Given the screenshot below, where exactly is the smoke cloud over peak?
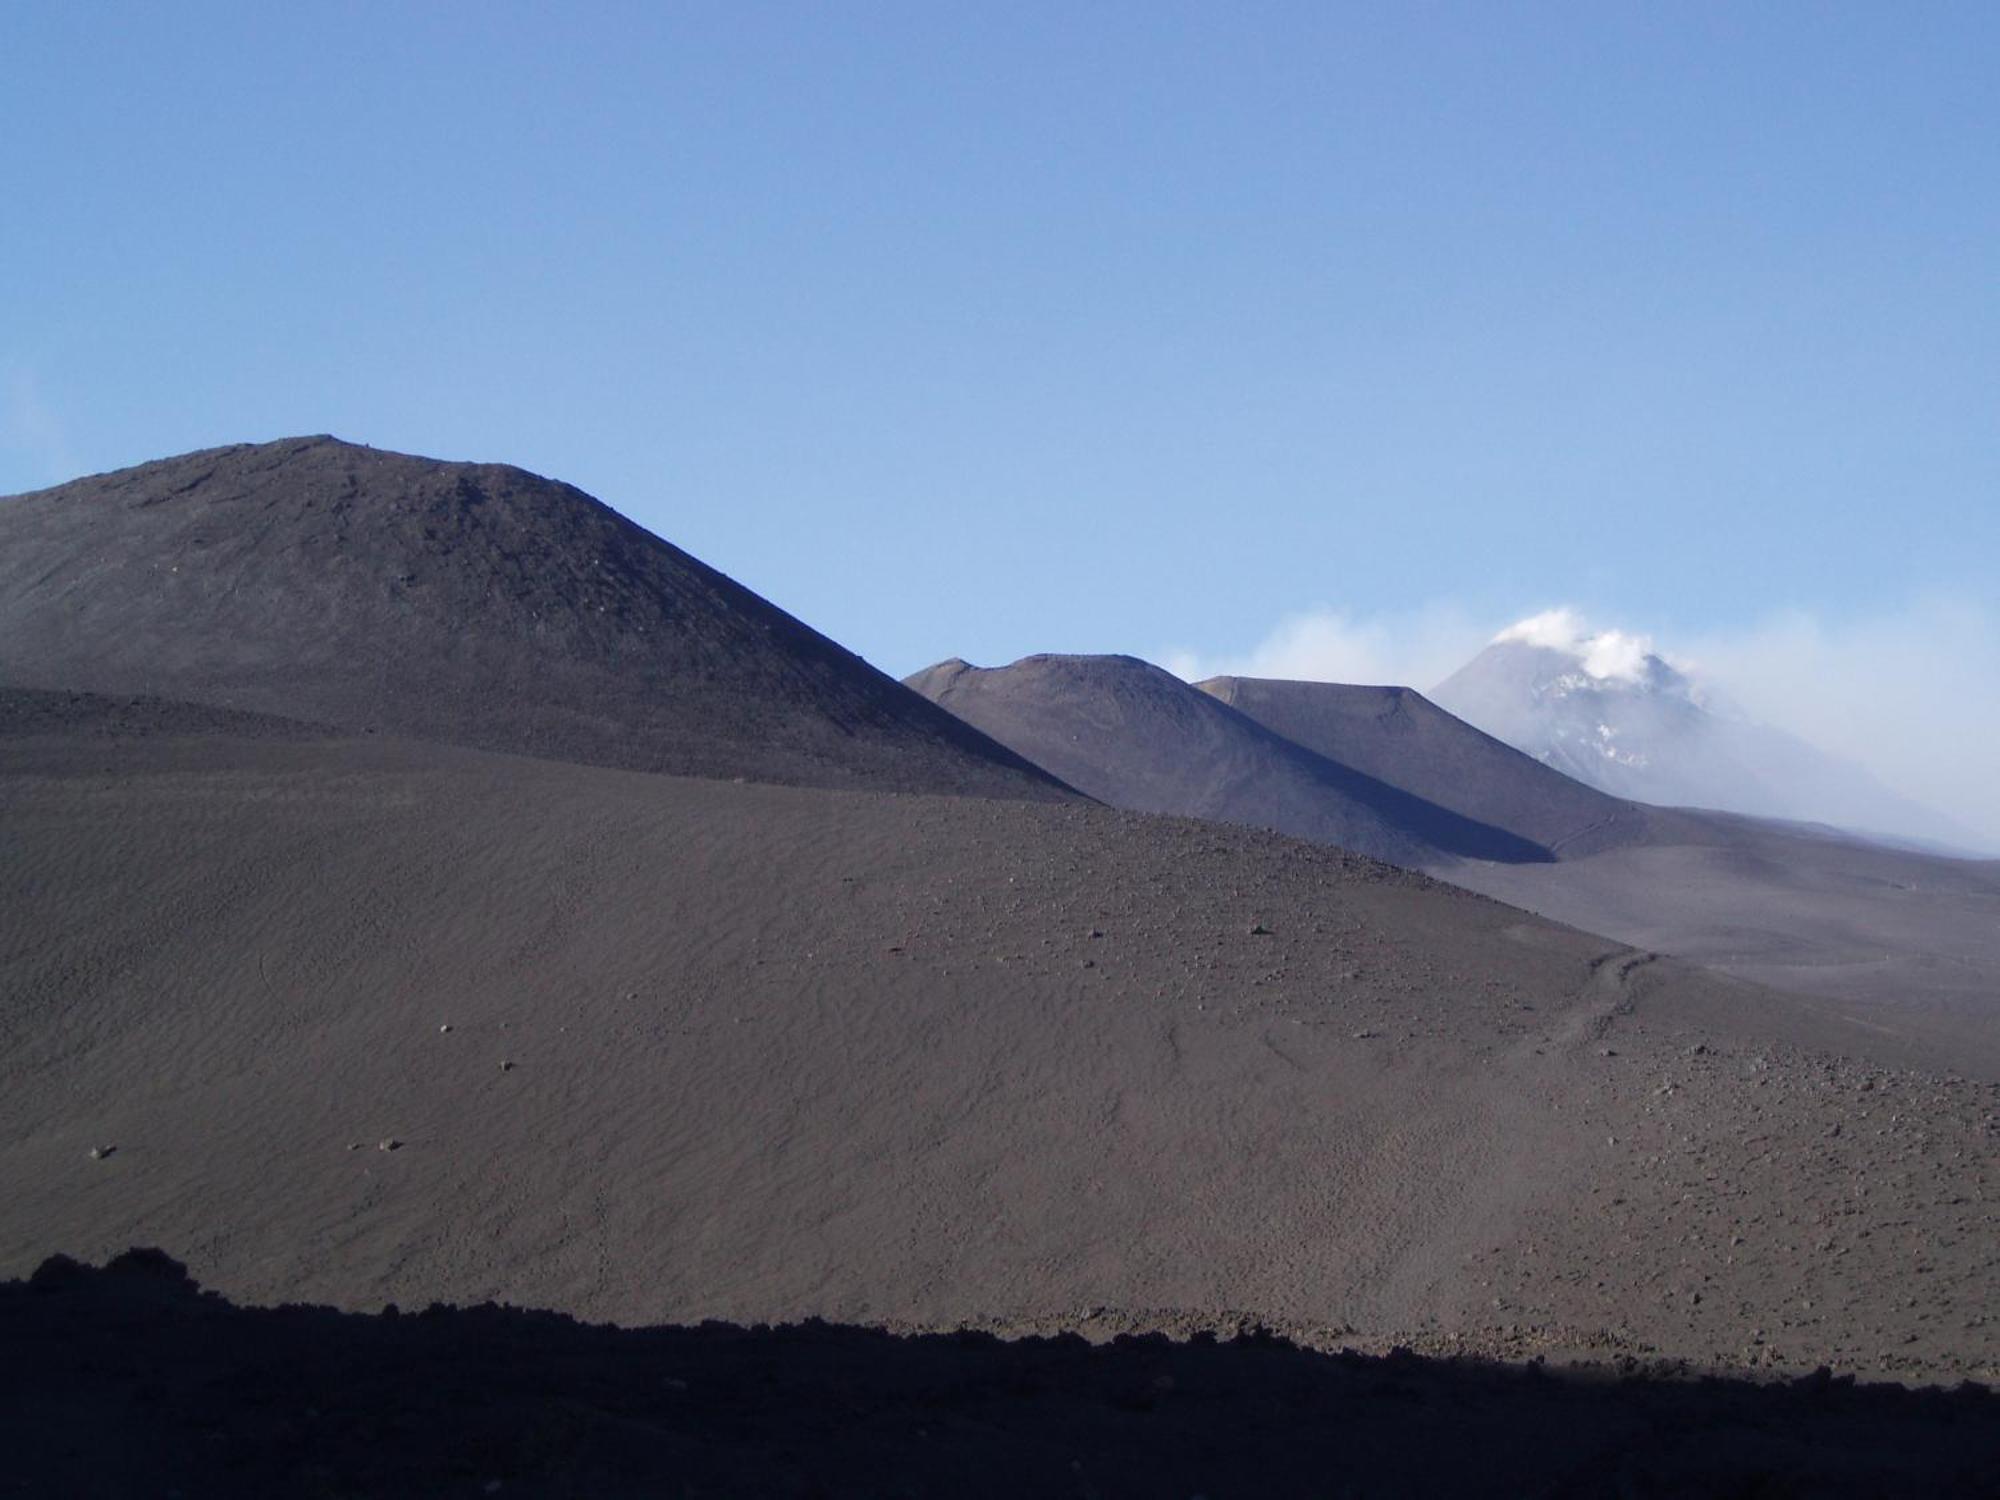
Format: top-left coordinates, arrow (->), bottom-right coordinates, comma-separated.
1491,607 -> 1592,652
1493,608 -> 1663,685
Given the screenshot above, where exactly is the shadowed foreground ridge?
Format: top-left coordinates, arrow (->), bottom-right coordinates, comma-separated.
9,1251 -> 1997,1500
0,437 -> 1071,798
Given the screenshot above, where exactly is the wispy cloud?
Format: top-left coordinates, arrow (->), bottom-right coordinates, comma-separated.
1678,597 -> 2000,849
1165,597 -> 2000,850
1162,602 -> 1490,693
1,365 -> 77,488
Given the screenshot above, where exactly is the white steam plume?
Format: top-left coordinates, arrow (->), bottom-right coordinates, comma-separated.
1492,607 -> 1662,684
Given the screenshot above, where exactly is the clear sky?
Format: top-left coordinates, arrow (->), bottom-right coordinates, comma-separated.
4,5 -> 1995,713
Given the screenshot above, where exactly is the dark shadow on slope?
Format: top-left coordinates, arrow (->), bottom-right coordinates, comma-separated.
910,655 -> 1554,866
1256,723 -> 1559,864
9,1251 -> 1997,1499
1196,676 -> 1666,860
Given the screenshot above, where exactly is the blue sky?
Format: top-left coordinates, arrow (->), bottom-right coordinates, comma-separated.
4,4 -> 1995,705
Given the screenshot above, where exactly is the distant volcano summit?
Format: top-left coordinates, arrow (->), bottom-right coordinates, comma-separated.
1433,609 -> 1966,848
1433,611 -> 1712,794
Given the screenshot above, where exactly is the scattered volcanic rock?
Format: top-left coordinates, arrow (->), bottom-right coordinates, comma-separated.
906,654 -> 1550,866
0,437 -> 1072,799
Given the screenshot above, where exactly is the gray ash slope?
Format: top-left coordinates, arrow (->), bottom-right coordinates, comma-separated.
1197,675 -> 1678,858
0,437 -> 1071,798
1450,812 -> 2000,1051
4,698 -> 1996,1388
906,654 -> 1548,866
906,657 -> 1998,1026
1197,676 -> 2000,1027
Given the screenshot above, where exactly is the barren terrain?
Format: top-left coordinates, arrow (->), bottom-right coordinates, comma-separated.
5,694 -> 1994,1390
5,441 -> 1997,1494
